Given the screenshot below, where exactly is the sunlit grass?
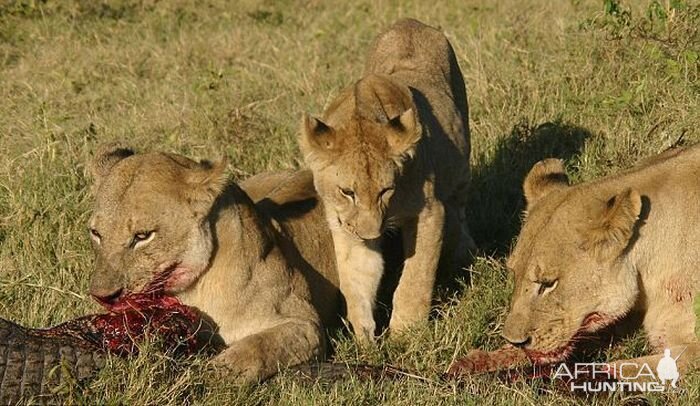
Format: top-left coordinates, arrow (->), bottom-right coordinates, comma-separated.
0,0 -> 698,403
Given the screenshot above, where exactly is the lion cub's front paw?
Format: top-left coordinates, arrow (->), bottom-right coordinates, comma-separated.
388,306 -> 427,333
354,328 -> 377,346
346,314 -> 377,344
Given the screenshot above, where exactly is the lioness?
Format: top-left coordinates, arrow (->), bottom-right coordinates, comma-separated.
88,145 -> 340,381
502,144 -> 699,374
299,19 -> 473,340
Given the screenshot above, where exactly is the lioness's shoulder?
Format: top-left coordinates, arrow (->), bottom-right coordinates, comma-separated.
241,170 -> 316,205
240,170 -> 321,222
632,143 -> 699,171
599,143 -> 700,187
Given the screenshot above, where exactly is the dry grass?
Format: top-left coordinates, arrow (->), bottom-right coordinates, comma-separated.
0,0 -> 699,404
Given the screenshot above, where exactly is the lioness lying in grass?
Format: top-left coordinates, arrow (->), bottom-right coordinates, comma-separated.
87,145 -> 340,382
456,145 -> 700,378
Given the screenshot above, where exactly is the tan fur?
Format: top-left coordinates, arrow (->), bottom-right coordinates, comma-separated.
502,144 -> 700,372
88,146 -> 340,382
298,19 -> 473,340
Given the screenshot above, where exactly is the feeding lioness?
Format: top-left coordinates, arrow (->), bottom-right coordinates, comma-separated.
502,144 -> 699,374
299,19 -> 473,340
87,145 -> 341,381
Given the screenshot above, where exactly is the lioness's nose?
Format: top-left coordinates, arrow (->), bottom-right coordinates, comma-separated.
502,315 -> 531,347
502,332 -> 531,347
91,287 -> 124,306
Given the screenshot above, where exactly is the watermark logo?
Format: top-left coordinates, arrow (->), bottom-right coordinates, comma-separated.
541,347 -> 685,393
657,348 -> 680,388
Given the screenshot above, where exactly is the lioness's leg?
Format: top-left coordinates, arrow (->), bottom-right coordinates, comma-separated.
389,200 -> 445,331
214,319 -> 324,382
333,230 -> 383,342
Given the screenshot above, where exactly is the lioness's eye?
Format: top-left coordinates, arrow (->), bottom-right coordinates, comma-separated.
339,187 -> 355,201
537,279 -> 558,295
131,230 -> 155,249
89,228 -> 101,243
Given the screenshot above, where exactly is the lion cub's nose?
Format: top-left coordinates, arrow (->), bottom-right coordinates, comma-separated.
91,287 -> 124,306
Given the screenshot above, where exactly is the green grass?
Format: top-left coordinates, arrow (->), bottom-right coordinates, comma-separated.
1,0 -> 699,404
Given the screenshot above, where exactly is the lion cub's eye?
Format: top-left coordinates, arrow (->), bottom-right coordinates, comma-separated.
131,230 -> 155,249
339,187 -> 355,201
537,279 -> 558,296
379,187 -> 395,201
89,228 -> 101,244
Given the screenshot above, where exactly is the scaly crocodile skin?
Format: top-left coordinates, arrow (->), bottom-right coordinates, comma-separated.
0,318 -> 105,404
0,288 -> 201,403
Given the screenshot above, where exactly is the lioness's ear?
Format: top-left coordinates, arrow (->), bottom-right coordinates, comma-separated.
581,188 -> 642,261
299,113 -> 337,163
386,108 -> 421,160
523,159 -> 569,206
90,143 -> 135,183
186,157 -> 229,203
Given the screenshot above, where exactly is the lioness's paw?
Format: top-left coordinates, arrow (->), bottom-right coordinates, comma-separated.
211,348 -> 268,383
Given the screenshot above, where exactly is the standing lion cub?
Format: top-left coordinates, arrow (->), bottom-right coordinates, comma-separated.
88,145 -> 341,381
299,19 -> 473,340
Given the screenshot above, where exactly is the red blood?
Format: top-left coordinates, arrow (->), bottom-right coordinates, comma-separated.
447,346 -> 531,377
31,269 -> 202,357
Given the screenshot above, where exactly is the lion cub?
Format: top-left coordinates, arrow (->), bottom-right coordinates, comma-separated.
299,19 -> 473,340
88,145 -> 340,381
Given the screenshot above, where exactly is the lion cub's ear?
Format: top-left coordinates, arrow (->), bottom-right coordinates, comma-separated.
185,157 -> 229,205
523,159 -> 569,207
90,143 -> 136,186
386,108 -> 421,161
299,113 -> 337,164
581,188 -> 642,261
